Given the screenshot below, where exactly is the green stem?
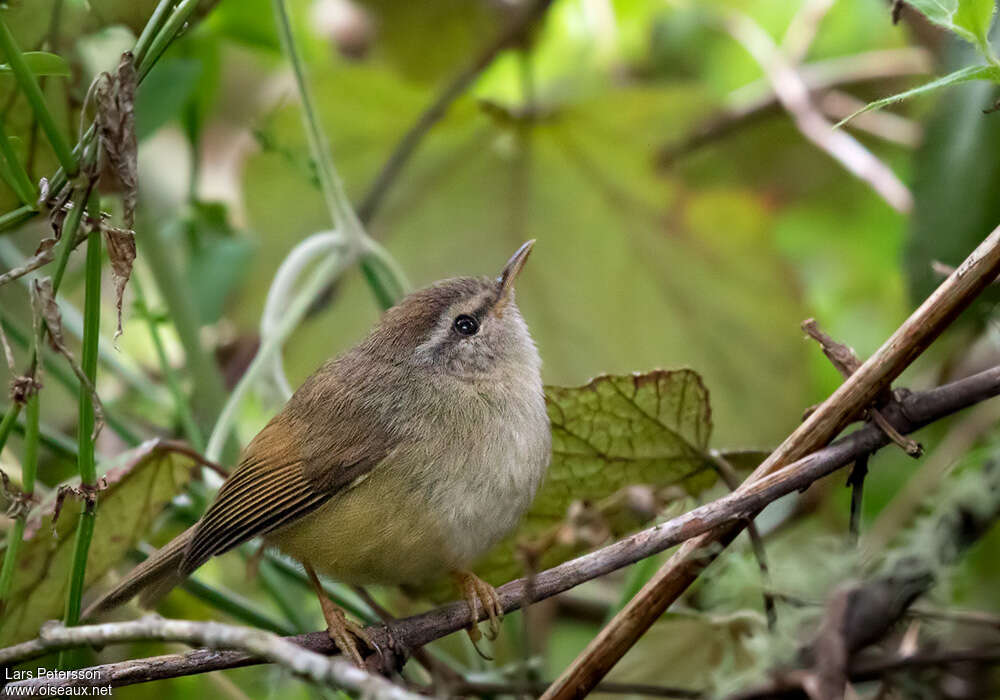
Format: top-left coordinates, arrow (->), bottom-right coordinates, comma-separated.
138,0 -> 201,82
0,204 -> 35,232
0,18 -> 76,176
62,211 -> 101,633
0,401 -> 20,456
0,118 -> 37,207
132,275 -> 204,449
0,390 -> 39,607
132,0 -> 177,68
270,0 -> 405,311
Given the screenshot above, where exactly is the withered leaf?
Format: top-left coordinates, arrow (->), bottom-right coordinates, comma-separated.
0,440 -> 196,644
95,52 -> 138,228
103,225 -> 136,340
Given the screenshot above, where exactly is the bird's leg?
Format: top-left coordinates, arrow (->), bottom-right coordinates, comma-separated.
304,563 -> 374,667
452,570 -> 504,646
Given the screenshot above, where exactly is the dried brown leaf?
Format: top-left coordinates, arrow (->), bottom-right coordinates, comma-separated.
95,52 -> 138,228
102,225 -> 135,340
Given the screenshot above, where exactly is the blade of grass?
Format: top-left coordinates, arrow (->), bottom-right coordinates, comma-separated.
0,18 -> 76,176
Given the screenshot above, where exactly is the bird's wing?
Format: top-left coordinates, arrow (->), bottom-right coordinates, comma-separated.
180,366 -> 395,575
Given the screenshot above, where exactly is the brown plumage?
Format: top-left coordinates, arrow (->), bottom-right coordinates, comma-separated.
83,241 -> 551,664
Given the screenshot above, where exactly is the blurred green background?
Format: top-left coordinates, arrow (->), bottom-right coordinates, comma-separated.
2,0 -> 1000,697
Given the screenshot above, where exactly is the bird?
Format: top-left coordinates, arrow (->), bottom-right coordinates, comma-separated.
83,240 -> 552,666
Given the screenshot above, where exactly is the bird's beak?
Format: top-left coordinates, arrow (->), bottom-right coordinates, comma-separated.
493,239 -> 535,316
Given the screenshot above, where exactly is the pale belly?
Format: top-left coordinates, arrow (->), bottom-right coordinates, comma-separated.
265,441 -> 547,585
265,472 -> 456,584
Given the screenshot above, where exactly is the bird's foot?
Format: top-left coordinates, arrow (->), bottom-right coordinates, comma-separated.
305,563 -> 375,667
321,603 -> 376,668
453,570 -> 503,655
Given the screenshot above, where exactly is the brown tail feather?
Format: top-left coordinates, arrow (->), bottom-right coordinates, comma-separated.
82,526 -> 196,620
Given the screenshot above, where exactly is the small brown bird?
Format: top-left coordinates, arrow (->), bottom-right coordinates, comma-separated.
84,241 -> 551,665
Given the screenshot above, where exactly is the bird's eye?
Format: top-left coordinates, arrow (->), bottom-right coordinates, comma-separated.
453,314 -> 479,336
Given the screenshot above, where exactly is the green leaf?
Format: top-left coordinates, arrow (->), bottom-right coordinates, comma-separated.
905,0 -> 997,46
907,0 -> 960,26
419,370 -> 717,599
0,51 -> 70,78
953,0 -> 998,48
835,64 -> 1000,126
0,441 -> 195,645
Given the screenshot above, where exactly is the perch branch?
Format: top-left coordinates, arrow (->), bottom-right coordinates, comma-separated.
0,617 -> 419,699
538,224 -> 1000,700
4,365 -> 999,690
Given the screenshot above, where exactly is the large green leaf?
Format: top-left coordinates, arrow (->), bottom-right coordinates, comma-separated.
242,64 -> 810,448
418,369 -> 716,598
0,441 -> 195,645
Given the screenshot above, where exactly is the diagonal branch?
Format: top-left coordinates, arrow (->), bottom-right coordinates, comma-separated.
4,365 -> 999,690
537,224 -> 1000,700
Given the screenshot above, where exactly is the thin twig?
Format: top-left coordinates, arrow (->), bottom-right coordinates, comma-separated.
6,366 -> 1000,690
802,318 -> 922,457
0,617 -> 420,699
538,227 -> 1000,700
